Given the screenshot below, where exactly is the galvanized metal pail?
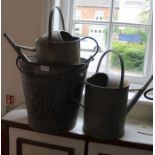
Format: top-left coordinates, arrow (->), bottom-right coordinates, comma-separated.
84,50 -> 129,140
16,56 -> 89,133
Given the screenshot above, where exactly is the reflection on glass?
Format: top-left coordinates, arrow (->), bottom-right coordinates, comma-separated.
73,0 -> 112,21
73,24 -> 109,51
113,0 -> 152,24
110,26 -> 148,76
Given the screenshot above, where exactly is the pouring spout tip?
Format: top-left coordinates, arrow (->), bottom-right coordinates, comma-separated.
3,33 -> 7,37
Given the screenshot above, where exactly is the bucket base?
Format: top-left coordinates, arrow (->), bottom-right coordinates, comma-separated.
28,117 -> 77,134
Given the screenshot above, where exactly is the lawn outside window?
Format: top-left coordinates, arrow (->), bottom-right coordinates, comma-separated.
49,0 -> 153,86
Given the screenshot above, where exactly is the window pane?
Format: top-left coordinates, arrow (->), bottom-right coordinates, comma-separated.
73,0 -> 112,21
113,0 -> 152,24
110,26 -> 149,76
73,24 -> 109,51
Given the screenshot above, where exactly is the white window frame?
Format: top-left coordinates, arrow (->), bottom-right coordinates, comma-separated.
48,0 -> 153,85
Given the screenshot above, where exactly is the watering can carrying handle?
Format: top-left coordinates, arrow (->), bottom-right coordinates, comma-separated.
48,6 -> 66,42
96,50 -> 125,89
144,88 -> 153,100
48,6 -> 99,61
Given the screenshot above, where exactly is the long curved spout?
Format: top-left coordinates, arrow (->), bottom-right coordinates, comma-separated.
3,33 -> 25,59
126,75 -> 153,114
3,33 -> 36,62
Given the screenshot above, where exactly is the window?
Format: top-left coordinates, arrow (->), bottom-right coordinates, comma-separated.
95,11 -> 104,20
74,24 -> 82,36
88,25 -> 106,50
51,0 -> 153,84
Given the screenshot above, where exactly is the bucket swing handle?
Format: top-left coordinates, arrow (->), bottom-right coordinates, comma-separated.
96,50 -> 125,89
80,37 -> 99,63
48,6 -> 66,43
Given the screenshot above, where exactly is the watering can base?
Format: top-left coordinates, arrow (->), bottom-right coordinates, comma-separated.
83,126 -> 125,140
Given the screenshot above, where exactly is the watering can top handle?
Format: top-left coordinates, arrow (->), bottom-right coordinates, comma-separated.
48,6 -> 66,42
96,50 -> 125,89
80,36 -> 99,63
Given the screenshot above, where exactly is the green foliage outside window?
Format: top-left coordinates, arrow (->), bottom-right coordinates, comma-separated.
111,42 -> 145,73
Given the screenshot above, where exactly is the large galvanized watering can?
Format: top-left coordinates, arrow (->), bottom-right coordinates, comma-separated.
4,6 -> 98,65
84,50 -> 153,140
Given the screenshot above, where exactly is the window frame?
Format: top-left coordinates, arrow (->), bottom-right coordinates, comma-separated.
49,0 -> 153,85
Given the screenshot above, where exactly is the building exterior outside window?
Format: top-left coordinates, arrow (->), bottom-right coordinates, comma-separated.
51,0 -> 152,84
70,0 -> 152,84
95,11 -> 104,20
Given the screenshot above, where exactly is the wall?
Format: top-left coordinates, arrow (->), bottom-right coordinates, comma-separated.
1,0 -> 50,115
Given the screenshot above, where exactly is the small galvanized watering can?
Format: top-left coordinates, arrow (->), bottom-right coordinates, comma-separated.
4,6 -> 92,65
84,50 -> 153,140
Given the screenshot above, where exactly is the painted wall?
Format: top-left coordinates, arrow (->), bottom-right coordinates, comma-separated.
1,0 -> 49,115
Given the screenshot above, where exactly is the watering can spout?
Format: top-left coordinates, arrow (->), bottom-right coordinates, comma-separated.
3,33 -> 36,52
126,75 -> 153,114
3,33 -> 36,62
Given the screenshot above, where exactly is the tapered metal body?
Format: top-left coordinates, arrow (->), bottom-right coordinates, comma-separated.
17,56 -> 89,133
84,50 -> 152,140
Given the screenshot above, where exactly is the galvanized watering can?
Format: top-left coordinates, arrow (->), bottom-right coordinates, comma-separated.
4,6 -> 96,65
84,50 -> 153,140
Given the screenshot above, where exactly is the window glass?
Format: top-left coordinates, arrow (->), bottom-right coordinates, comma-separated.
113,0 -> 152,24
110,26 -> 149,76
73,0 -> 112,21
95,11 -> 104,20
73,24 -> 109,51
70,0 -> 152,83
74,24 -> 82,36
75,10 -> 81,20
